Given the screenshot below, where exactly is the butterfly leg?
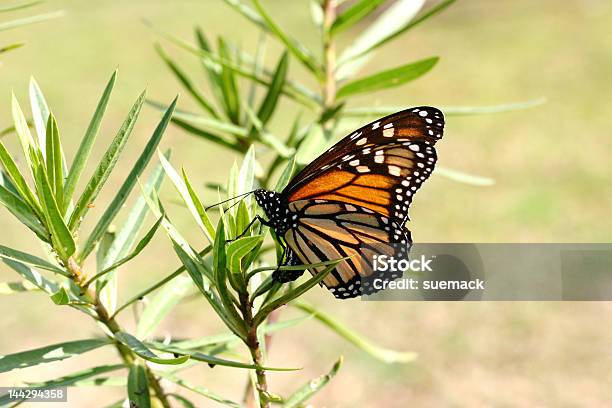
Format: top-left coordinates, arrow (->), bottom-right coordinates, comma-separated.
226,215 -> 271,243
272,246 -> 305,283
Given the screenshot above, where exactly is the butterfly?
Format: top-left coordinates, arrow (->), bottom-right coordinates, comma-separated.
252,107 -> 444,299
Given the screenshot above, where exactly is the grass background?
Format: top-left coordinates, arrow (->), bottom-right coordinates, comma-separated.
1,0 -> 611,406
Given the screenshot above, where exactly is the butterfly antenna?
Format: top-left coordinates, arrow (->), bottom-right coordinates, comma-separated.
205,190 -> 255,211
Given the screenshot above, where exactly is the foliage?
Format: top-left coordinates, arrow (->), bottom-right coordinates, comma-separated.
0,1 -> 542,407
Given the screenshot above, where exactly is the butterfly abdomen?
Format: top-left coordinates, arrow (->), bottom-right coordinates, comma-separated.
253,189 -> 296,235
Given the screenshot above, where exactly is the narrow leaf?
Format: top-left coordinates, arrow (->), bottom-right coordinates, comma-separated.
0,280 -> 39,294
293,301 -> 417,363
0,141 -> 43,216
45,114 -> 64,210
115,332 -> 189,365
69,90 -> 146,232
0,10 -> 64,33
79,96 -> 177,260
434,166 -> 495,186
2,259 -> 58,295
64,70 -> 118,205
254,51 -> 288,128
28,77 -> 50,152
0,184 -> 48,240
84,217 -> 163,287
0,338 -> 111,373
330,0 -> 386,35
227,236 -> 263,275
337,57 -> 439,99
155,43 -> 218,118
128,364 -> 151,408
50,286 -> 70,305
158,151 -> 213,243
0,244 -> 64,274
283,357 -> 343,407
135,274 -> 192,340
34,166 -> 75,260
160,373 -> 241,408
252,0 -> 322,76
340,0 -> 455,70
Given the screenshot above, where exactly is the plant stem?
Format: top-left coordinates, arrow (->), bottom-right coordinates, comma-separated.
239,291 -> 269,408
321,0 -> 338,134
64,256 -> 172,408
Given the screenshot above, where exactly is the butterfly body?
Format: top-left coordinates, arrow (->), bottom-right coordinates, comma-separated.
253,107 -> 445,299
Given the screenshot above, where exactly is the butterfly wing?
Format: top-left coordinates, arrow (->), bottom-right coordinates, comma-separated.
283,199 -> 411,299
283,107 -> 444,222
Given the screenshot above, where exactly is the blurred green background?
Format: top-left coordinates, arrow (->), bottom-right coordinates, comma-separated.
1,0 -> 611,406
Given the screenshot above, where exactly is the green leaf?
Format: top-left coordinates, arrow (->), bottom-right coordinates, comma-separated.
440,98 -> 548,115
69,90 -> 146,232
253,51 -> 288,130
34,165 -> 75,260
220,0 -> 267,30
337,57 -> 439,99
28,77 -> 51,152
78,96 -> 177,260
0,244 -> 64,274
151,344 -> 296,371
293,301 -> 417,363
112,246 -> 212,319
142,190 -> 244,336
50,286 -> 70,305
0,42 -> 24,54
274,157 -> 297,191
16,365 -> 125,397
237,145 -> 256,196
253,261 -> 340,326
330,0 -> 386,36
171,117 -> 242,153
342,98 -> 547,117
84,217 -> 164,287
97,155 -> 168,314
213,220 -> 247,330
160,373 -> 241,408
155,43 -> 218,118
337,0 -> 454,78
283,357 -> 343,407
2,259 -> 58,295
115,332 -> 189,365
434,166 -> 495,186
0,338 -> 111,373
0,140 -> 43,217
136,274 -> 192,340
45,114 -> 64,210
0,1 -> 43,13
11,93 -> 41,175
128,364 -> 151,408
0,280 -> 39,294
217,38 -> 241,123
251,0 -> 322,76
183,168 -> 217,241
64,70 -> 117,206
154,25 -> 318,108
243,104 -> 294,158
0,10 -> 63,32
0,185 -> 48,240
158,151 -> 214,243
227,236 -> 263,275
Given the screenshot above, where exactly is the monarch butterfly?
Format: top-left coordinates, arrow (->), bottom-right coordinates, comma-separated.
252,107 -> 444,299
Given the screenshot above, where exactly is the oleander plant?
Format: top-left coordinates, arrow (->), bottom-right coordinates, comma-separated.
0,1 -> 540,406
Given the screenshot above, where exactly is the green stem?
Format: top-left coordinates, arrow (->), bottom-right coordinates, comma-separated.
321,0 -> 338,137
239,291 -> 269,408
64,256 -> 172,408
